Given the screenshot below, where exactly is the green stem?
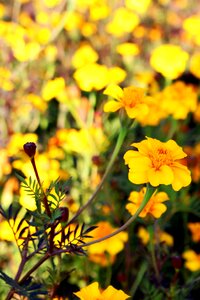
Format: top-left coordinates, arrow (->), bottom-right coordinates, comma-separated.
149,225 -> 160,282
80,185 -> 155,247
130,261 -> 148,297
67,125 -> 128,225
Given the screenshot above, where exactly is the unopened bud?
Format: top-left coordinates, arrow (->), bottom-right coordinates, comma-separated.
59,207 -> 69,223
171,255 -> 182,270
23,142 -> 37,158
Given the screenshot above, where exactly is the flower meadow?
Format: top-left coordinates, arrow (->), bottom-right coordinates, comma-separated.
0,0 -> 200,299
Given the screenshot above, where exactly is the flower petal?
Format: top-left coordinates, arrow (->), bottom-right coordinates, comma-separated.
150,203 -> 167,218
166,139 -> 187,159
103,100 -> 123,112
103,84 -> 124,100
74,282 -> 101,300
147,165 -> 174,187
171,162 -> 191,191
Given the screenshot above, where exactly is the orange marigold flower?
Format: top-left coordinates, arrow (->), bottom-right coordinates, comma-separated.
74,282 -> 130,300
126,187 -> 169,218
124,137 -> 191,191
188,223 -> 200,242
103,84 -> 149,119
182,250 -> 200,272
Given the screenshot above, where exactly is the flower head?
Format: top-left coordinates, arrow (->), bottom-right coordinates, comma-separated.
150,44 -> 189,79
188,223 -> 200,242
103,84 -> 149,119
126,187 -> 169,218
124,137 -> 191,191
182,250 -> 200,272
74,282 -> 130,300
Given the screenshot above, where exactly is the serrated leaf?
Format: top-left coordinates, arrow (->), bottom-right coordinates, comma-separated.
83,225 -> 98,235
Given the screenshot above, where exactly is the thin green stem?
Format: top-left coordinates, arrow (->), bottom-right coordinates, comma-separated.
80,185 -> 155,248
149,225 -> 160,283
67,125 -> 128,225
130,261 -> 148,297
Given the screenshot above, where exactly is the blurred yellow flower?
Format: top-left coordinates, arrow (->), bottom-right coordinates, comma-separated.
56,127 -> 108,157
106,7 -> 140,37
0,67 -> 14,91
183,15 -> 200,45
188,223 -> 200,242
0,149 -> 12,179
64,11 -> 83,32
87,221 -> 128,256
43,0 -> 62,7
150,44 -> 189,79
137,226 -> 174,246
183,250 -> 200,272
124,137 -> 191,191
103,84 -> 149,119
190,52 -> 200,78
74,282 -> 130,300
74,64 -> 126,92
13,41 -> 41,62
19,185 -> 37,211
6,133 -> 38,157
116,43 -> 140,56
160,81 -> 197,119
125,0 -> 152,14
72,44 -> 99,69
89,3 -> 110,20
126,188 -> 169,218
42,77 -> 66,101
25,93 -> 47,112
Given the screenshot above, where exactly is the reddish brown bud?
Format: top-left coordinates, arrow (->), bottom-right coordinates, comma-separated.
171,255 -> 182,269
23,142 -> 37,158
59,207 -> 69,223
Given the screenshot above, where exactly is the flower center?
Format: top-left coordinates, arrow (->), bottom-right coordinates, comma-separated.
121,87 -> 144,107
149,147 -> 173,170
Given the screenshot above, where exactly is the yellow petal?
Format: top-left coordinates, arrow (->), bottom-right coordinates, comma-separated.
147,165 -> 174,187
74,282 -> 101,300
166,139 -> 187,160
101,285 -> 130,300
103,84 -> 124,100
103,100 -> 123,112
123,150 -> 141,165
171,163 -> 191,191
150,203 -> 167,218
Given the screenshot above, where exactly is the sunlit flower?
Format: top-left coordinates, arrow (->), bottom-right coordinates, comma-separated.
188,223 -> 200,242
182,250 -> 200,272
124,137 -> 191,191
183,15 -> 200,45
72,44 -> 99,69
150,44 -> 189,79
137,226 -> 173,246
116,43 -> 140,56
89,3 -> 110,20
189,52 -> 200,78
41,77 -> 66,101
74,282 -> 130,300
125,0 -> 152,14
74,64 -> 126,92
160,81 -> 197,119
103,84 -> 149,119
126,188 -> 169,218
106,7 -> 140,37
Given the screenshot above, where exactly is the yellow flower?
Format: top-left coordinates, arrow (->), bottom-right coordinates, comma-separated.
125,0 -> 152,14
72,44 -> 99,69
41,77 -> 66,101
87,221 -> 128,257
0,67 -> 14,91
182,250 -> 200,272
188,223 -> 200,242
160,81 -> 197,120
74,282 -> 130,300
183,15 -> 200,45
124,137 -> 191,191
116,43 -> 140,56
150,44 -> 189,79
106,7 -> 139,37
190,52 -> 200,78
137,226 -> 174,246
126,188 -> 169,218
103,84 -> 149,119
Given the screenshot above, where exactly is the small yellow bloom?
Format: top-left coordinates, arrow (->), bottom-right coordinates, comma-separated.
124,137 -> 191,191
183,15 -> 200,45
72,44 -> 99,69
183,250 -> 200,272
125,0 -> 152,14
188,223 -> 200,242
137,226 -> 174,246
74,282 -> 130,300
126,188 -> 169,218
103,84 -> 149,119
42,77 -> 66,101
116,43 -> 140,56
150,44 -> 189,79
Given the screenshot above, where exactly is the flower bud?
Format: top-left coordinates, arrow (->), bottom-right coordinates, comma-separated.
23,142 -> 37,158
59,207 -> 69,223
171,255 -> 182,270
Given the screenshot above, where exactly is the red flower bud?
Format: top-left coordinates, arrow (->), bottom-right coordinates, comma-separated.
171,255 -> 182,269
23,142 -> 37,158
59,207 -> 69,223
